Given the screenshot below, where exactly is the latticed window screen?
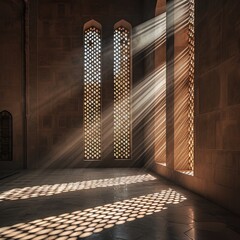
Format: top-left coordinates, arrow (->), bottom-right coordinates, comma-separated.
113,26 -> 131,159
84,26 -> 101,160
0,111 -> 12,161
188,0 -> 195,170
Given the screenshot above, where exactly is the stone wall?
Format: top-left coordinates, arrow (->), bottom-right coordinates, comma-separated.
0,0 -> 24,169
151,0 -> 240,215
195,0 -> 240,214
27,0 -> 145,168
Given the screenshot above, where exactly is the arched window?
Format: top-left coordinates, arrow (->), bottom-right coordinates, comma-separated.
83,20 -> 102,160
0,111 -> 13,161
113,20 -> 132,160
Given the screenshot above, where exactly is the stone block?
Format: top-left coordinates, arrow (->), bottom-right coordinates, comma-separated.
81,0 -> 110,15
70,115 -> 82,128
71,23 -> 82,37
38,2 -> 56,20
222,1 -> 240,59
212,150 -> 238,170
53,134 -> 63,145
227,67 -> 240,105
38,21 -> 55,37
39,134 -> 50,147
71,54 -> 82,65
38,51 -> 69,66
222,120 -> 240,150
0,42 -> 21,67
54,20 -> 73,36
38,83 -> 55,104
62,38 -> 72,50
194,149 -> 213,180
55,67 -> 82,83
57,3 -> 66,18
72,37 -> 82,49
197,113 -> 220,149
109,0 -> 141,15
234,152 -> 240,175
199,70 -> 221,113
0,68 -> 21,86
214,167 -> 237,189
58,116 -> 67,128
195,0 -> 224,25
38,67 -> 54,82
197,13 -> 222,74
56,98 -> 78,113
227,105 -> 240,120
38,38 -> 62,50
42,115 -> 53,129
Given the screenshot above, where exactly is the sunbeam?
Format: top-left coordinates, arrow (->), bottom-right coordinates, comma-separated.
40,63 -> 166,168
31,0 -> 194,171
133,0 -> 190,57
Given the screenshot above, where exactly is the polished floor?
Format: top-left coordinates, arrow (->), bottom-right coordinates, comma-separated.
0,169 -> 239,240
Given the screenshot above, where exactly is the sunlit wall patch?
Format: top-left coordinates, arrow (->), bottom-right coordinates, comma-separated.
83,20 -> 102,160
113,20 -> 132,160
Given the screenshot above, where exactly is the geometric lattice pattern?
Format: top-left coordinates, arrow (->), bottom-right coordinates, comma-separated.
0,174 -> 156,201
113,26 -> 131,159
84,26 -> 101,160
188,0 -> 195,171
0,189 -> 186,239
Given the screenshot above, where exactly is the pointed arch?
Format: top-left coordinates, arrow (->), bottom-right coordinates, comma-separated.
83,19 -> 102,32
113,20 -> 132,160
83,20 -> 102,160
0,110 -> 13,161
114,19 -> 132,31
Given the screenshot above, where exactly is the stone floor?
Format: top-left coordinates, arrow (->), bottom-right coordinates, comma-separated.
0,169 -> 240,240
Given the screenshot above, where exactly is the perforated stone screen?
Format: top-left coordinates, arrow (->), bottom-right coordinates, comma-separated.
113,26 -> 131,160
188,0 -> 195,170
84,27 -> 101,160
